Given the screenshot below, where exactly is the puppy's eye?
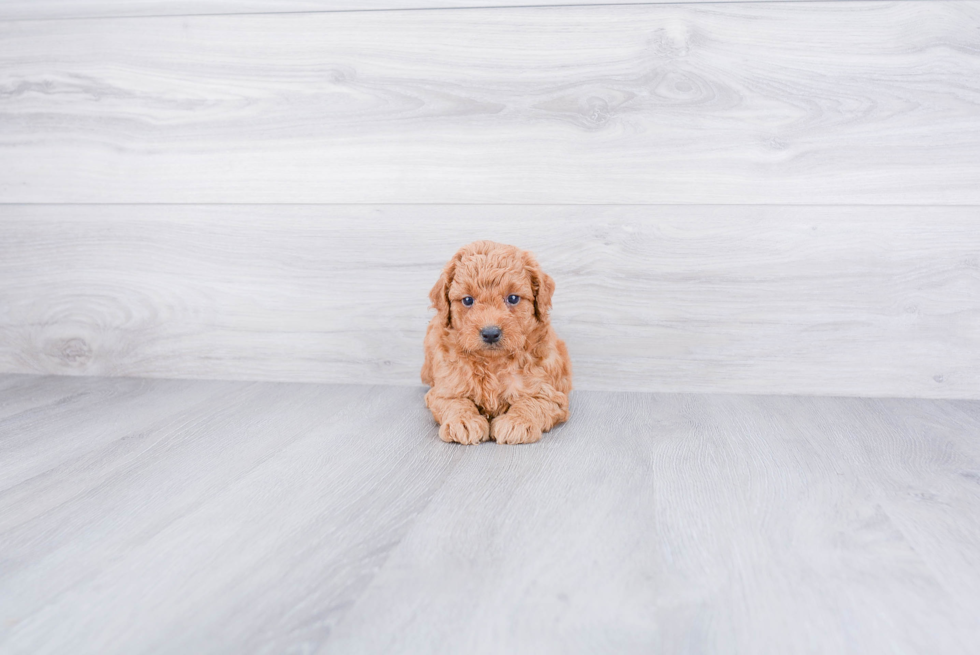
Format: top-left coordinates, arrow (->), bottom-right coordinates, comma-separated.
506,294 -> 520,305
461,296 -> 474,307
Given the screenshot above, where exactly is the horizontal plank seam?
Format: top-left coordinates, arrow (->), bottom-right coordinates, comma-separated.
3,202 -> 979,209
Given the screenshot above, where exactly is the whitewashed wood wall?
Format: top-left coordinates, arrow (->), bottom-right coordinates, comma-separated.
1,1 -> 979,398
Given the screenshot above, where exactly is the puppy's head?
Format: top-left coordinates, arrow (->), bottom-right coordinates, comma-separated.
429,241 -> 555,356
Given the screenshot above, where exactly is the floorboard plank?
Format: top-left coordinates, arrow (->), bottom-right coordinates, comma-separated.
2,2 -> 978,203
832,397 -> 980,610
0,376 -> 245,493
0,374 -> 95,421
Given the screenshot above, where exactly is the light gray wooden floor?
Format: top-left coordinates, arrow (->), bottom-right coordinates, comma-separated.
2,374 -> 979,654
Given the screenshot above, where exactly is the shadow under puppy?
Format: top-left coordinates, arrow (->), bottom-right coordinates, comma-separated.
422,241 -> 572,444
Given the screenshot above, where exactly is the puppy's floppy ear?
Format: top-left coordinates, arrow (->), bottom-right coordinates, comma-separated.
523,250 -> 555,322
429,251 -> 462,328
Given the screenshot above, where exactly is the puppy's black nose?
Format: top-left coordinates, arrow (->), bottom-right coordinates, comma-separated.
481,326 -> 502,344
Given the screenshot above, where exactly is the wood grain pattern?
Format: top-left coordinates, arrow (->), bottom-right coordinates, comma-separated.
2,2 -> 979,204
0,0 -> 891,22
2,374 -> 979,653
0,376 -> 464,653
330,390 -> 980,654
0,374 -> 83,420
837,397 -> 980,611
2,204 -> 978,398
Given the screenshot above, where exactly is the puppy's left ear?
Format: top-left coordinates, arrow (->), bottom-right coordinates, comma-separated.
523,251 -> 555,322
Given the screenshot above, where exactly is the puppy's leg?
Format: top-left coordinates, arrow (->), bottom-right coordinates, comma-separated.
425,391 -> 490,445
491,394 -> 568,445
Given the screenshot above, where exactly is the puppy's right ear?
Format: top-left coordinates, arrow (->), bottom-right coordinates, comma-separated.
429,252 -> 460,328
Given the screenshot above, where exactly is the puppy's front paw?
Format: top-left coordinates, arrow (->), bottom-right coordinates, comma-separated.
439,414 -> 490,445
490,413 -> 543,445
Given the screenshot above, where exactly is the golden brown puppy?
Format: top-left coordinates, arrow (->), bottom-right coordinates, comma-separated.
422,241 -> 572,445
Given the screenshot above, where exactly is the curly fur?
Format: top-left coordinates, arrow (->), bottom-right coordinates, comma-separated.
422,241 -> 572,444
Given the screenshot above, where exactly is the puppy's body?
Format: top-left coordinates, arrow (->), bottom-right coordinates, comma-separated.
422,241 -> 571,444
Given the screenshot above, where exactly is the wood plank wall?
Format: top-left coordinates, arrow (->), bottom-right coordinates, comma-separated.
3,3 -> 980,204
1,1 -> 979,398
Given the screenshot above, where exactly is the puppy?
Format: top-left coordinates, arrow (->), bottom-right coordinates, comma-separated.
421,241 -> 572,445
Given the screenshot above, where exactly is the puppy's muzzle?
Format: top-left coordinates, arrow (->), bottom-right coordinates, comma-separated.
481,325 -> 502,345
